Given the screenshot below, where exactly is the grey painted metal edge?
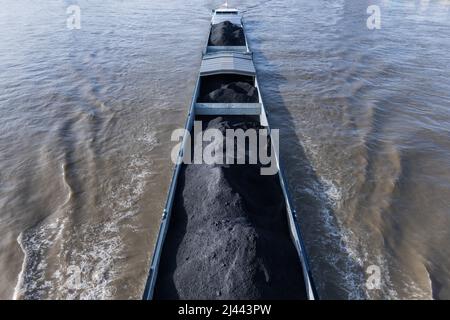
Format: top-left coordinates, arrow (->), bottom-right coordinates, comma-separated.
195,102 -> 261,115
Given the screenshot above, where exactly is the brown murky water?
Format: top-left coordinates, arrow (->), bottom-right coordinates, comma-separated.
1,0 -> 449,299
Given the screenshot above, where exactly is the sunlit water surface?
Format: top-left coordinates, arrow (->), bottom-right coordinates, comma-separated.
0,0 -> 449,299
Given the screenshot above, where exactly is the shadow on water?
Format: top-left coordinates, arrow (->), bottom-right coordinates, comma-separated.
246,20 -> 368,298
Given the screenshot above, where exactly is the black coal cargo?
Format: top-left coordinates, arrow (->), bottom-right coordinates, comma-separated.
153,117 -> 308,300
198,75 -> 259,103
208,21 -> 246,46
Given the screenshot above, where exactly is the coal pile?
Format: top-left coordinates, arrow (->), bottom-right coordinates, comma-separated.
201,82 -> 258,103
154,117 -> 307,300
208,21 -> 245,46
198,75 -> 259,103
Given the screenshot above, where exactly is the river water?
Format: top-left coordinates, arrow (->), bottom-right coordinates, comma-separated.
0,0 -> 449,299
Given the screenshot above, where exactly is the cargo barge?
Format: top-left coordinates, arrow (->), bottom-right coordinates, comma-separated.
143,5 -> 317,300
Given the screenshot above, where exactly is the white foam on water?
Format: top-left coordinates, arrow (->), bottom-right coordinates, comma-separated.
309,158 -> 429,299
13,216 -> 68,299
317,173 -> 403,299
13,233 -> 27,300
297,127 -> 428,299
320,177 -> 342,205
295,136 -> 366,299
294,178 -> 366,298
13,132 -> 158,299
138,132 -> 158,146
